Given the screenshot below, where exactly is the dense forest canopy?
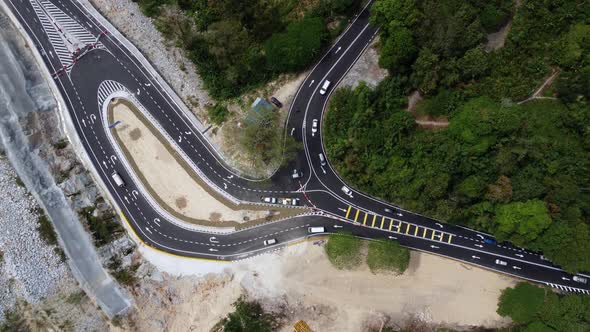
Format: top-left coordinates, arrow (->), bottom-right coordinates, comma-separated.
324,0 -> 590,272
133,0 -> 361,99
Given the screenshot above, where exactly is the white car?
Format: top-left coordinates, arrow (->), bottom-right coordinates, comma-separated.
341,186 -> 353,198
311,119 -> 318,136
263,238 -> 277,246
495,259 -> 508,266
262,197 -> 277,204
573,276 -> 588,284
319,80 -> 331,95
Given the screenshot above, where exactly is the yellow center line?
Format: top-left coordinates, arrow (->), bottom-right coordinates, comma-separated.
345,206 -> 352,219
354,209 -> 360,222
423,228 -> 427,238
380,216 -> 385,229
371,214 -> 376,227
414,226 -> 419,236
447,234 -> 453,244
363,213 -> 368,225
388,219 -> 393,231
431,231 -> 437,240
405,223 -> 410,234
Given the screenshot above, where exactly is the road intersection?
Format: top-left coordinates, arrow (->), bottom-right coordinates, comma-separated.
5,0 -> 589,294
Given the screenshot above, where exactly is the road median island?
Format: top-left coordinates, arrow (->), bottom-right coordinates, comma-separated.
107,98 -> 304,229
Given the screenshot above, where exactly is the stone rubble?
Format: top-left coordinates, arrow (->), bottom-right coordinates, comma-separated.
0,155 -> 71,321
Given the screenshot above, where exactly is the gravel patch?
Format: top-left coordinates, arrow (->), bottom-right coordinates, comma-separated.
0,156 -> 72,321
339,38 -> 388,89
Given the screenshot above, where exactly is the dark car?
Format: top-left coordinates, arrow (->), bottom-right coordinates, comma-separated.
270,96 -> 283,108
484,238 -> 497,245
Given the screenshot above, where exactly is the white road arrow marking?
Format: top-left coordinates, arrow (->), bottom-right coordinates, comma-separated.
430,245 -> 439,249
145,227 -> 152,234
132,190 -> 139,199
388,236 -> 397,240
223,183 -> 228,190
513,266 -> 522,270
515,254 -> 524,258
185,131 -> 191,135
290,128 -> 295,136
335,46 -> 342,53
89,114 -> 96,124
153,218 -> 161,227
435,223 -> 443,228
474,244 -> 483,248
82,119 -> 86,127
227,175 -> 234,179
472,255 -> 480,259
124,196 -> 129,204
337,208 -> 347,212
321,166 -> 326,174
476,234 -> 485,240
333,225 -> 343,228
136,88 -> 140,95
145,83 -> 151,87
308,80 -> 315,87
562,277 -> 570,281
209,237 -> 219,243
102,161 -> 108,169
110,155 -> 117,163
178,136 -> 182,143
209,248 -> 219,252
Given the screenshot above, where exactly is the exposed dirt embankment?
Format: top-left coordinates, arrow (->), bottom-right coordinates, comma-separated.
120,242 -> 514,332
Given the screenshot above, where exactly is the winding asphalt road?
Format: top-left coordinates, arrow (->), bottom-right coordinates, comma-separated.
5,0 -> 589,294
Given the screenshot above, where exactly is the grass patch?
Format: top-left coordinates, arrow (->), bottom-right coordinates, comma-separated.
367,239 -> 410,274
14,175 -> 25,188
324,232 -> 363,270
65,291 -> 86,305
79,206 -> 124,247
112,263 -> 140,286
36,208 -> 58,247
53,138 -> 68,150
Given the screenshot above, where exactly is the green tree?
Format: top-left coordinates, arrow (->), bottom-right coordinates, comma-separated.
378,25 -> 417,71
208,104 -> 230,125
411,48 -> 440,94
494,200 -> 551,246
497,282 -> 545,324
221,296 -> 275,332
265,17 -> 325,72
370,0 -> 420,28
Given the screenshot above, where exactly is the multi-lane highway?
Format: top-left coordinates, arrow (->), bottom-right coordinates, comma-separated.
4,0 -> 589,294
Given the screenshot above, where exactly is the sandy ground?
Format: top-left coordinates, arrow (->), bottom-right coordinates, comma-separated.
129,241 -> 514,332
111,100 -> 267,223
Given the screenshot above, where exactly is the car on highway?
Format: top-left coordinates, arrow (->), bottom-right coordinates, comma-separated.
319,80 -> 331,95
263,238 -> 277,246
495,259 -> 508,266
341,186 -> 353,198
308,226 -> 325,233
484,238 -> 497,245
111,172 -> 125,187
281,198 -> 300,206
318,153 -> 327,166
573,276 -> 588,284
311,119 -> 318,136
384,208 -> 393,213
269,96 -> 282,108
262,197 -> 277,204
292,169 -> 303,179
